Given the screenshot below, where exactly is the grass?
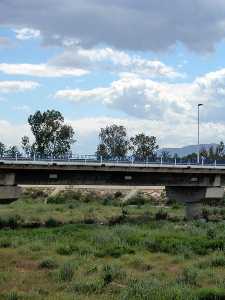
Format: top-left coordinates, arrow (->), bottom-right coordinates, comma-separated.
0,188 -> 225,299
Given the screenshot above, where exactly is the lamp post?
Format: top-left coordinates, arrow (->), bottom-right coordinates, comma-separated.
197,103 -> 203,164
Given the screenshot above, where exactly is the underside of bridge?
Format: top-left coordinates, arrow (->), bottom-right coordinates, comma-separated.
0,163 -> 225,219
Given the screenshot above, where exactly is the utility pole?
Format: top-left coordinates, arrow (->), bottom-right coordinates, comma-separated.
197,103 -> 203,164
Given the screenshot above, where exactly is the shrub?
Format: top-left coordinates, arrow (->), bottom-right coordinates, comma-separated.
58,263 -> 74,282
0,238 -> 13,248
7,292 -> 19,300
39,258 -> 58,269
56,245 -> 73,256
47,195 -> 66,204
210,255 -> 225,267
23,188 -> 48,199
45,218 -> 62,227
125,191 -> 146,206
155,209 -> 168,220
178,267 -> 198,286
102,264 -> 126,285
196,287 -> 225,300
72,280 -> 104,294
6,215 -> 24,229
207,228 -> 215,239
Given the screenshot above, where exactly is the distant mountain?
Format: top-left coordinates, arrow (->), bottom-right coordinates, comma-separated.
158,143 -> 218,157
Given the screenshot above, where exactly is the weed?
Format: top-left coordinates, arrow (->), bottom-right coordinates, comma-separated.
39,258 -> 58,269
178,267 -> 198,286
58,263 -> 74,282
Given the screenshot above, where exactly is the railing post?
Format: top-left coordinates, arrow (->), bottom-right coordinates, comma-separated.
33,153 -> 35,161
161,156 -> 163,165
175,158 -> 176,165
100,156 -> 103,164
215,160 -> 217,167
201,158 -> 204,166
16,153 -> 18,161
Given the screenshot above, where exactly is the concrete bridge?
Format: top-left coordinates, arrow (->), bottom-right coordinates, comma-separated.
1,160 -> 225,219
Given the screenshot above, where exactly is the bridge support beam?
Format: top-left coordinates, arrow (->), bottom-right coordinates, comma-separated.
165,186 -> 224,220
0,173 -> 22,204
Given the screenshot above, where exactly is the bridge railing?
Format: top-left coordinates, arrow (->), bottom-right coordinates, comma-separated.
1,154 -> 225,167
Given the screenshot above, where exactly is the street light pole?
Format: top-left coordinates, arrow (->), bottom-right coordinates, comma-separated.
197,103 -> 203,164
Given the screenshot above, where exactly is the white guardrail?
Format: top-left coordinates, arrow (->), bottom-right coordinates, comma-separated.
1,155 -> 225,169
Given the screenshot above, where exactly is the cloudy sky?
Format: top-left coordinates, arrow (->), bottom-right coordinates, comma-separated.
1,0 -> 225,153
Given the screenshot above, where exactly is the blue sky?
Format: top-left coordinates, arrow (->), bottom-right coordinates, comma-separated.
1,1 -> 225,153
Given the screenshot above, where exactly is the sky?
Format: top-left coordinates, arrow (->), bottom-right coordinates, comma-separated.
1,0 -> 225,153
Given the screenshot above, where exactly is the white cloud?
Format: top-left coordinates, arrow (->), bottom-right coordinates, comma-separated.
13,28 -> 40,40
0,115 -> 224,153
68,117 -> 225,153
0,120 -> 30,146
0,63 -> 89,78
52,47 -> 182,79
55,69 -> 225,123
0,81 -> 39,93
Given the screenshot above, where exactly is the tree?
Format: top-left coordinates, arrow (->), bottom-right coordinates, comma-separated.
27,110 -> 75,157
0,142 -> 5,157
215,141 -> 225,159
5,146 -> 20,158
161,150 -> 171,161
97,124 -> 129,159
130,133 -> 158,160
96,143 -> 109,159
21,136 -> 32,157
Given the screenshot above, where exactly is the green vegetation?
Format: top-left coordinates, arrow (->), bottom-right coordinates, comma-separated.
1,188 -> 225,299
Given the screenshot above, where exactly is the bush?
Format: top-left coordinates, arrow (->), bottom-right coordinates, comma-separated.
47,190 -> 83,204
6,215 -> 24,229
196,287 -> 225,300
125,192 -> 146,206
178,267 -> 198,286
56,245 -> 73,256
210,255 -> 225,267
0,238 -> 13,248
155,209 -> 168,220
72,280 -> 104,294
45,218 -> 62,227
58,263 -> 74,282
23,188 -> 48,199
6,292 -> 19,300
39,258 -> 58,269
102,264 -> 126,285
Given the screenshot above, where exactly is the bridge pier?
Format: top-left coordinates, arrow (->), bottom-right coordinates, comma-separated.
0,173 -> 21,204
165,186 -> 224,220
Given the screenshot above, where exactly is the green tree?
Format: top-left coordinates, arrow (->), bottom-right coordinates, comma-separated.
161,150 -> 171,161
5,146 -> 20,158
21,136 -> 32,157
215,141 -> 225,159
96,143 -> 109,159
0,142 -> 5,157
97,124 -> 129,159
27,110 -> 75,157
130,133 -> 158,160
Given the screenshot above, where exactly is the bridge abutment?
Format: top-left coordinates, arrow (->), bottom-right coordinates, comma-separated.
0,173 -> 21,204
165,186 -> 224,220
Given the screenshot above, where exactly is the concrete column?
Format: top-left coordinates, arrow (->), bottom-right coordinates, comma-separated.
165,186 -> 224,220
0,173 -> 21,204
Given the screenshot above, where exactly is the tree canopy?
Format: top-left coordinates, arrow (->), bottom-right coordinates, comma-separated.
22,110 -> 75,157
96,124 -> 129,159
130,133 -> 158,160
